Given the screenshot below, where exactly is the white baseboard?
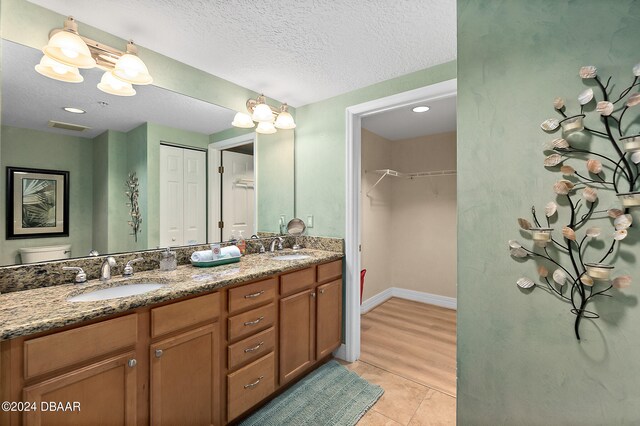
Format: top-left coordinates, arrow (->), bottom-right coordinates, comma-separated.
361,287 -> 457,314
360,288 -> 393,314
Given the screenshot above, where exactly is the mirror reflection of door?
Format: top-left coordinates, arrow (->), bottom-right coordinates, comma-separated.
160,145 -> 207,247
221,146 -> 255,241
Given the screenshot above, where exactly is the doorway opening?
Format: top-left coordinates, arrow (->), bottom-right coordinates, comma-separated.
208,134 -> 257,243
343,78 -> 457,364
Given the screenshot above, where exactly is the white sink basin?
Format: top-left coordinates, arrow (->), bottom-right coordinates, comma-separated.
67,283 -> 166,302
271,254 -> 311,261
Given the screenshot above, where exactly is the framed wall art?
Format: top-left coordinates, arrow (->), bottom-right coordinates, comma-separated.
6,167 -> 69,239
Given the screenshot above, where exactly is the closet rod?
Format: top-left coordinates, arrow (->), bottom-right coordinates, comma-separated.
365,168 -> 456,196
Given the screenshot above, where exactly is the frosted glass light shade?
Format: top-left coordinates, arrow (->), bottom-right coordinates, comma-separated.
252,103 -> 274,122
35,55 -> 84,83
232,112 -> 255,128
113,53 -> 153,85
43,30 -> 96,69
97,71 -> 136,96
256,121 -> 277,134
274,110 -> 296,129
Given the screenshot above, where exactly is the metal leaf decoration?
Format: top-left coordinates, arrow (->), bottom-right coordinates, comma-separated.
541,118 -> 560,131
612,275 -> 632,289
614,214 -> 632,230
607,208 -> 624,218
596,101 -> 614,116
518,218 -> 532,230
552,269 -> 567,286
553,97 -> 565,110
578,88 -> 594,105
517,277 -> 535,289
587,159 -> 602,174
553,138 -> 570,149
580,275 -> 594,287
544,154 -> 563,167
510,247 -> 528,258
545,201 -> 557,217
627,93 -> 640,107
613,229 -> 628,241
583,187 -> 598,203
579,66 -> 597,79
632,151 -> 640,164
538,265 -> 549,278
560,165 -> 575,176
586,227 -> 601,238
562,226 -> 576,241
508,240 -> 522,249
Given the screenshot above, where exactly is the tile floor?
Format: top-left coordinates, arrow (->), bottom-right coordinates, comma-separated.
343,360 -> 456,426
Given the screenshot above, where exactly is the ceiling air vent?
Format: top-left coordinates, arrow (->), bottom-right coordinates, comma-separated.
47,120 -> 91,132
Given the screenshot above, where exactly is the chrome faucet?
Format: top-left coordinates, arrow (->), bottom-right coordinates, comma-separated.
123,258 -> 144,277
100,256 -> 117,281
251,235 -> 266,254
269,237 -> 284,252
62,266 -> 87,284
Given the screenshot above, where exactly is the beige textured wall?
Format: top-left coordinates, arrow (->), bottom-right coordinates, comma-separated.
361,130 -> 457,300
390,131 -> 457,298
360,129 -> 392,301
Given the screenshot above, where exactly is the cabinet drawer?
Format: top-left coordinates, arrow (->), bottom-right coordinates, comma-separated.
280,267 -> 315,297
317,259 -> 342,283
228,327 -> 275,371
228,278 -> 277,314
228,303 -> 275,342
24,314 -> 137,380
151,292 -> 220,338
227,352 -> 275,421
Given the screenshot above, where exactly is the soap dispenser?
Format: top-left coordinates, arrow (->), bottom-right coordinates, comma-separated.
237,230 -> 246,255
160,247 -> 177,271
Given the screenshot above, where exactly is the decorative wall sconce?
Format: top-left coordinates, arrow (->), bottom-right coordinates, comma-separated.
232,94 -> 296,134
510,62 -> 640,340
35,16 -> 152,96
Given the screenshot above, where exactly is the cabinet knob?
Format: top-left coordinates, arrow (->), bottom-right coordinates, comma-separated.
320,289 -> 325,294
311,292 -> 316,298
128,359 -> 137,368
155,349 -> 164,358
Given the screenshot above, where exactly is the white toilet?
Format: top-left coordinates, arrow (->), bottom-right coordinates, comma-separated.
19,244 -> 72,264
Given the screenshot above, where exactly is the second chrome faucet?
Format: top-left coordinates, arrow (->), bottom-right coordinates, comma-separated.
100,256 -> 116,281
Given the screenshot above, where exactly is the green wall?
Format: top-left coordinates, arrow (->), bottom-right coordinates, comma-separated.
294,61 -> 456,237
457,1 -> 640,423
0,126 -> 93,264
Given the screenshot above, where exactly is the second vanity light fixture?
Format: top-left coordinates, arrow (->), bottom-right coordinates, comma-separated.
35,16 -> 152,96
232,94 -> 296,134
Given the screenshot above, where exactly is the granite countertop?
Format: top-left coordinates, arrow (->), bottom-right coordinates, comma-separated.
0,249 -> 343,341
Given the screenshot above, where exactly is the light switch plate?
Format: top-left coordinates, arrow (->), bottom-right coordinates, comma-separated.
307,215 -> 314,228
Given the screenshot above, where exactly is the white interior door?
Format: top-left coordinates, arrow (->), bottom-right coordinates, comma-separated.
183,149 -> 207,245
160,145 -> 184,247
221,151 -> 255,240
160,146 -> 207,247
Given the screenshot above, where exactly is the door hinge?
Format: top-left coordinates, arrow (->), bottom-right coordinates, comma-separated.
218,221 -> 224,228
218,166 -> 224,173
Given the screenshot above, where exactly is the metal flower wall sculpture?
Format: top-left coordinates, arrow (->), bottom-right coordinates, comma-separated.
125,172 -> 142,243
510,63 -> 640,340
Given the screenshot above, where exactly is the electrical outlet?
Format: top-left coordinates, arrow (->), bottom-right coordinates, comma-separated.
307,215 -> 314,228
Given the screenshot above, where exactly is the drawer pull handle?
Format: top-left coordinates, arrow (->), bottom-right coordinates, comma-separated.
128,359 -> 137,368
244,341 -> 265,353
155,349 -> 164,358
244,376 -> 264,389
244,316 -> 264,326
244,290 -> 265,299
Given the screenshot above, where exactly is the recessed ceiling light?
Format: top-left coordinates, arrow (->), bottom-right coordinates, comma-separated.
412,106 -> 430,113
63,107 -> 86,114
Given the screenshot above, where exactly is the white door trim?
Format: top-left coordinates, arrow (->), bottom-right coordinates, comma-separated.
208,133 -> 257,243
344,78 -> 457,362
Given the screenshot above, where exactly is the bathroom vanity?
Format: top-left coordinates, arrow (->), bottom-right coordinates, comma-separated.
0,250 -> 343,425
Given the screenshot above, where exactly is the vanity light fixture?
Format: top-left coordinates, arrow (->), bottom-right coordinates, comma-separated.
232,94 -> 297,133
35,16 -> 152,96
63,107 -> 86,114
412,105 -> 430,113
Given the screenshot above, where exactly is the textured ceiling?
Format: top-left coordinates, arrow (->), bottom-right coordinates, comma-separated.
2,40 -> 236,139
27,0 -> 457,107
362,95 -> 456,141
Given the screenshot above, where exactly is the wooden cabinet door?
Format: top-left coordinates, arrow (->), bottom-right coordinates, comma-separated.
22,351 -> 137,426
279,289 -> 315,385
150,324 -> 219,426
316,279 -> 343,359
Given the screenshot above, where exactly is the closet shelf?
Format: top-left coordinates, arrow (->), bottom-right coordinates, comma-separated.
366,168 -> 456,196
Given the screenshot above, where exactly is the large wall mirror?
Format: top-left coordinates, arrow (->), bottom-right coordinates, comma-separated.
0,39 -> 294,266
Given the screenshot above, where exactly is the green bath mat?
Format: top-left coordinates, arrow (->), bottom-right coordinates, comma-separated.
240,360 -> 383,426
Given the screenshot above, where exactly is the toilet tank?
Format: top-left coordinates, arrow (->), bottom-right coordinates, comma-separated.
19,244 -> 72,264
